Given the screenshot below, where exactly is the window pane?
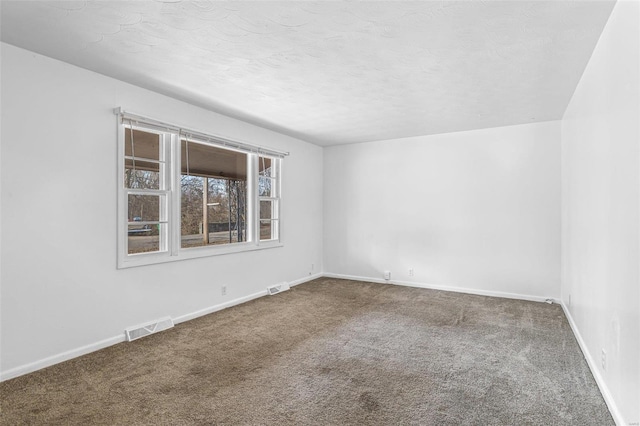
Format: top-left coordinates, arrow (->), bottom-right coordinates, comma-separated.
125,129 -> 160,161
128,223 -> 164,254
180,175 -> 204,243
181,176 -> 247,248
259,156 -> 273,177
128,194 -> 162,222
258,176 -> 273,197
181,140 -> 247,180
206,179 -> 247,244
124,161 -> 160,189
260,199 -> 277,220
260,220 -> 278,241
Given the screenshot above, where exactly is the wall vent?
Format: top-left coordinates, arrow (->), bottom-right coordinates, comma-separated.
125,317 -> 174,342
267,282 -> 290,295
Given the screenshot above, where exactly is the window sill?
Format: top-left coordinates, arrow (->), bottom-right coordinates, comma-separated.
117,241 -> 283,269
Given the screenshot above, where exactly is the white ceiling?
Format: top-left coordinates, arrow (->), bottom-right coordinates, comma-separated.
1,1 -> 615,146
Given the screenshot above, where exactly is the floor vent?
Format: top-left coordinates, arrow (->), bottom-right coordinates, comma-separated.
267,282 -> 290,295
125,317 -> 174,342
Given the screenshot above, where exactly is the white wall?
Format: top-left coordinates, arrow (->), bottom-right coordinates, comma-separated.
561,1 -> 640,424
0,43 -> 323,378
324,121 -> 561,300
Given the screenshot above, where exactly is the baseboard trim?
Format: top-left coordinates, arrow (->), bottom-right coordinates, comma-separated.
175,273 -> 323,325
290,272 -> 324,287
0,273 -> 324,383
560,302 -> 625,426
0,334 -> 126,382
323,272 -> 555,304
173,290 -> 268,325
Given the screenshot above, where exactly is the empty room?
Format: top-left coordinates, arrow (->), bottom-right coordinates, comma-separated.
1,0 -> 638,424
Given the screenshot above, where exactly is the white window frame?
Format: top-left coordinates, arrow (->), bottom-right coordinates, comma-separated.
257,156 -> 281,242
116,109 -> 286,269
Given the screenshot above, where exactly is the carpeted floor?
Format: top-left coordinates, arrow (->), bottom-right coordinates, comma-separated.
1,278 -> 613,425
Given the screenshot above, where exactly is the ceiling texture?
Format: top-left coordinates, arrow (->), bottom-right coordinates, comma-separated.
1,1 -> 615,146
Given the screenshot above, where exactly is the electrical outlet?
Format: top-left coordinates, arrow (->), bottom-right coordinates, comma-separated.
221,285 -> 227,296
601,349 -> 606,371
309,263 -> 315,276
408,268 -> 414,277
568,293 -> 571,308
383,271 -> 391,281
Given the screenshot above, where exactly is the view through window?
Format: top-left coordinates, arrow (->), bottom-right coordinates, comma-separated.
180,140 -> 247,248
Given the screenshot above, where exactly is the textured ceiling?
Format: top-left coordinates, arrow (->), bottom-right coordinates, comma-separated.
1,1 -> 615,146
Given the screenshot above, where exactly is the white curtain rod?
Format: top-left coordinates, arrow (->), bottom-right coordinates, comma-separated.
114,108 -> 290,158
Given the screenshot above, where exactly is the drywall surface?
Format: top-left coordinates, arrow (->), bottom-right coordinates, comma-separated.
561,1 -> 640,424
324,121 -> 561,299
0,43 -> 323,377
0,1 -> 615,146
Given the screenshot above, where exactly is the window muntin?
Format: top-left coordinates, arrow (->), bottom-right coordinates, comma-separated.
118,115 -> 284,268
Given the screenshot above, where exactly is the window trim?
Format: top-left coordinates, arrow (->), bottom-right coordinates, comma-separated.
257,156 -> 282,242
116,109 -> 286,269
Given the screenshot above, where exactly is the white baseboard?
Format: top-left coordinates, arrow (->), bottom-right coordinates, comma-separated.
323,272 -> 555,304
289,272 -> 323,287
173,273 -> 322,324
173,289 -> 268,324
560,302 -> 625,426
0,273 -> 324,383
0,334 -> 126,382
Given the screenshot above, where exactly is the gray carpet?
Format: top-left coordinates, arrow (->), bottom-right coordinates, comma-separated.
0,278 -> 613,425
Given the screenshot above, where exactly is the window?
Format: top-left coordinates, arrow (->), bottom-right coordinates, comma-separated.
124,128 -> 170,255
117,110 -> 285,268
258,156 -> 280,241
180,140 -> 248,248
